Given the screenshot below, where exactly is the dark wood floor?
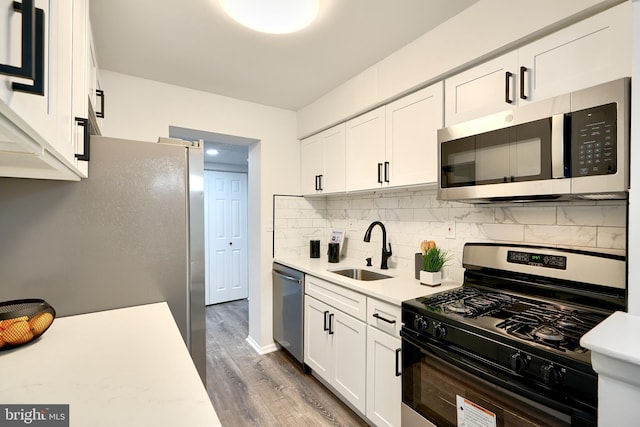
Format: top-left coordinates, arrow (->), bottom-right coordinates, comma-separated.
205,299 -> 370,427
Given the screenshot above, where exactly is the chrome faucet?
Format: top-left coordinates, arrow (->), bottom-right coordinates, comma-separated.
363,221 -> 392,270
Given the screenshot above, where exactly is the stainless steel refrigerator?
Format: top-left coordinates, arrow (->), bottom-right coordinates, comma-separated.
0,136 -> 206,380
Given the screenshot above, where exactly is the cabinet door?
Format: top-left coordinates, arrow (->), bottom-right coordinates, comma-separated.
300,133 -> 325,195
304,295 -> 332,382
71,0 -> 89,176
346,106 -> 386,191
320,123 -> 346,194
332,309 -> 366,414
366,326 -> 401,427
385,83 -> 443,187
87,26 -> 104,130
518,2 -> 631,106
444,51 -> 518,126
0,0 -> 57,145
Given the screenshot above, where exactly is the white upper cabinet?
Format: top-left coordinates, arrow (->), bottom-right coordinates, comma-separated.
518,1 -> 631,106
346,106 -> 386,192
345,83 -> 443,193
0,0 -> 57,146
87,23 -> 104,133
444,52 -> 519,126
300,123 -> 346,195
0,0 -> 94,180
385,82 -> 443,187
445,2 -> 631,126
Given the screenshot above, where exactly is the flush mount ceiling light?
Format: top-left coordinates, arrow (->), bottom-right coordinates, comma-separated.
219,0 -> 320,34
206,148 -> 219,156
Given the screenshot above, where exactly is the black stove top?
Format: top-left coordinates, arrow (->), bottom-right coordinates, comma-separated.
409,286 -> 607,357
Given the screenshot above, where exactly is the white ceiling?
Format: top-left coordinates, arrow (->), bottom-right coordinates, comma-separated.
89,0 -> 479,111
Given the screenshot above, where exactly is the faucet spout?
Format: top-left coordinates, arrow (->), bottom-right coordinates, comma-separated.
363,221 -> 392,270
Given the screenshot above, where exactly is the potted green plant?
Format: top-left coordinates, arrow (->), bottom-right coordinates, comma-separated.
420,245 -> 451,286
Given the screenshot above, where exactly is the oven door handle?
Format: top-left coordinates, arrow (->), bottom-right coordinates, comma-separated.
401,329 -> 515,378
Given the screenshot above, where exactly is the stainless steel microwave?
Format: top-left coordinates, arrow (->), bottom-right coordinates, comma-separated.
438,78 -> 630,203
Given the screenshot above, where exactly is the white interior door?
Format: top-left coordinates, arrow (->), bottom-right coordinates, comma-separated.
205,170 -> 248,305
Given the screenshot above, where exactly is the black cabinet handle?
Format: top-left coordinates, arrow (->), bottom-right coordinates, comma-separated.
372,313 -> 396,324
11,2 -> 44,96
328,313 -> 334,335
96,89 -> 105,118
377,163 -> 383,184
520,66 -> 528,100
318,174 -> 323,191
505,71 -> 513,104
0,0 -> 34,79
74,117 -> 90,161
315,175 -> 319,191
395,348 -> 401,377
323,310 -> 329,331
384,161 -> 390,183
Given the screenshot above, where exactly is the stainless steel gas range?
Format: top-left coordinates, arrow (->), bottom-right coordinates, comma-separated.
401,243 -> 626,427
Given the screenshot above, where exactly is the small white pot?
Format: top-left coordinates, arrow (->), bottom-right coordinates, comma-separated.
420,270 -> 442,287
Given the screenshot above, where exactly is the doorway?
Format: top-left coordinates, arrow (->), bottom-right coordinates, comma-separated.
169,126 -> 255,307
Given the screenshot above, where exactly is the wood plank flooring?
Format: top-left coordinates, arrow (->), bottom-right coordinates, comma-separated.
205,300 -> 370,427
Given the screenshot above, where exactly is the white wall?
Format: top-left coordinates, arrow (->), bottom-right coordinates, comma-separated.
99,70 -> 299,352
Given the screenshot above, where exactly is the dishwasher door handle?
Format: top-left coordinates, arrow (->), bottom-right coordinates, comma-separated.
273,270 -> 302,284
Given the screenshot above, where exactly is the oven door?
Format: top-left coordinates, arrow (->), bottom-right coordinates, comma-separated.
401,331 -> 595,427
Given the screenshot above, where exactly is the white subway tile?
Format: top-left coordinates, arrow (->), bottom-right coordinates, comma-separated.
496,206 -> 557,225
558,205 -> 626,227
597,227 -> 626,250
525,225 -> 597,247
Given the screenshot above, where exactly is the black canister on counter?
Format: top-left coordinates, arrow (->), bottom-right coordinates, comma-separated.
310,240 -> 320,258
328,242 -> 340,263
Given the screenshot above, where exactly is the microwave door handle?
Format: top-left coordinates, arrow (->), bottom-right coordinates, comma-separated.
551,113 -> 568,178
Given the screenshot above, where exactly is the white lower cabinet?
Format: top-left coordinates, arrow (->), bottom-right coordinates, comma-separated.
303,275 -> 403,426
304,293 -> 366,414
366,325 -> 401,427
366,297 -> 402,427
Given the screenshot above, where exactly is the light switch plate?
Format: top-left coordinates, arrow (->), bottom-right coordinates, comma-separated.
445,221 -> 456,239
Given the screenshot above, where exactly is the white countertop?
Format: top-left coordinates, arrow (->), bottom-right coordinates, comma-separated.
0,302 -> 221,427
581,310 -> 640,367
274,256 -> 461,305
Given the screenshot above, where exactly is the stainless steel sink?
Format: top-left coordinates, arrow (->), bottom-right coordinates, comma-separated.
329,268 -> 393,281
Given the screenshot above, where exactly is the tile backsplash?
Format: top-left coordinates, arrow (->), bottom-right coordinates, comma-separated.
273,188 -> 627,283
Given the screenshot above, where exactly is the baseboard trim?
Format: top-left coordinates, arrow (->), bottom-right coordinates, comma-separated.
245,335 -> 278,355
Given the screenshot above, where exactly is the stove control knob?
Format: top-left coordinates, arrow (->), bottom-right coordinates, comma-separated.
413,316 -> 428,332
509,352 -> 528,373
433,322 -> 447,340
541,364 -> 563,386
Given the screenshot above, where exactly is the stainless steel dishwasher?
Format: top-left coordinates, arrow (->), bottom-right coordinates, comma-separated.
272,263 -> 304,366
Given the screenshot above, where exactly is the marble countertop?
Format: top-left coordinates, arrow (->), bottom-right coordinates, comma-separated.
0,302 -> 221,427
274,256 -> 461,305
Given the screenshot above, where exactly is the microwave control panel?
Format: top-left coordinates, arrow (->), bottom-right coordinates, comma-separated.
571,102 -> 617,177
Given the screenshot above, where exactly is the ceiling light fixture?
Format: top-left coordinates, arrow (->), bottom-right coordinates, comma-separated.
219,0 -> 320,34
206,148 -> 220,156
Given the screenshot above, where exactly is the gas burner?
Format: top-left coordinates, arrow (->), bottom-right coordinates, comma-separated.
557,317 -> 579,329
446,300 -> 467,314
534,325 -> 565,342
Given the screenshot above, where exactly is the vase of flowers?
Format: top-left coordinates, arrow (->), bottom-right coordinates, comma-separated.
419,241 -> 451,287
